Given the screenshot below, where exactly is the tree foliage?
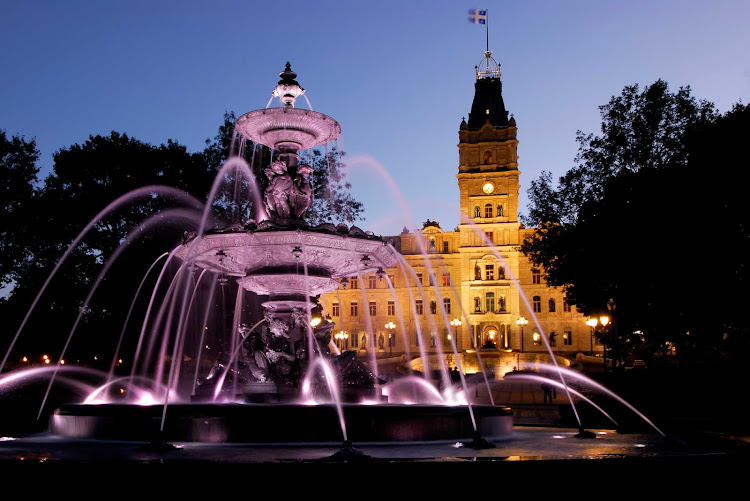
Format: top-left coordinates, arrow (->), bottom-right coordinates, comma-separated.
521,79 -> 748,359
0,131 -> 40,289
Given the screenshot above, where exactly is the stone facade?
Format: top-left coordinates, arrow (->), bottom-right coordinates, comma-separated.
320,58 -> 600,358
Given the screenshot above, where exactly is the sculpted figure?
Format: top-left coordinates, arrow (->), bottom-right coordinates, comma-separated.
264,160 -> 294,219
290,163 -> 313,218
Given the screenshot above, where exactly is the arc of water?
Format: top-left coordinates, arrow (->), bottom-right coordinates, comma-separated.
107,252 -> 170,385
300,358 -> 347,442
0,185 -> 203,374
503,373 -> 619,428
131,248 -> 181,378
167,267 -> 210,395
83,375 -> 175,405
461,215 -> 585,429
36,208 -> 202,419
531,363 -> 665,436
210,316 -> 265,401
192,274 -> 219,395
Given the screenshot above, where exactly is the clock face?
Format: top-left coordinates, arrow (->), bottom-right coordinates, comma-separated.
482,182 -> 494,194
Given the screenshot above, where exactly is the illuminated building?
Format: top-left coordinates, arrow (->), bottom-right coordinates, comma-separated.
321,52 -> 597,358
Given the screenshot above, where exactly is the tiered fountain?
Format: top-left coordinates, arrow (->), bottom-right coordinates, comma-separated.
46,63 -> 512,446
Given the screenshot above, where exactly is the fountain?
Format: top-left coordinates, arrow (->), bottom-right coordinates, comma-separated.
2,62 -> 511,447
0,63 -> 744,480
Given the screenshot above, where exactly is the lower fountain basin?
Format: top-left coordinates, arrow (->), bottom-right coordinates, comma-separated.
50,403 -> 513,444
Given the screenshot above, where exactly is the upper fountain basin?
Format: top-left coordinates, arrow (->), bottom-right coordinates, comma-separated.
234,108 -> 341,151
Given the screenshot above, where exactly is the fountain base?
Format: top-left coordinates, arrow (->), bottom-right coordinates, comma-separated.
50,403 -> 513,443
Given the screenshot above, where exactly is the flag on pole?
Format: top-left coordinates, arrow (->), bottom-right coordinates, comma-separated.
468,9 -> 487,25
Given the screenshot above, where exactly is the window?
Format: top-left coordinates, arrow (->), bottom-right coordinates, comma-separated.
331,302 -> 340,317
533,295 -> 541,313
368,275 -> 377,289
416,273 -> 423,286
484,204 -> 493,218
442,273 -> 451,286
443,298 -> 451,314
485,231 -> 493,244
563,298 -> 572,312
498,266 -> 505,279
563,329 -> 572,346
351,332 -> 359,348
549,298 -> 556,313
443,241 -> 449,253
415,299 -> 423,315
350,301 -> 358,316
387,300 -> 395,316
369,301 -> 377,316
532,332 -> 541,346
549,332 -> 557,347
486,292 -> 495,313
532,269 -> 541,284
429,273 -> 435,286
485,264 -> 494,281
350,277 -> 358,289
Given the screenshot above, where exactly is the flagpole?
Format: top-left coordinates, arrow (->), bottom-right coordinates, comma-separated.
486,9 -> 489,53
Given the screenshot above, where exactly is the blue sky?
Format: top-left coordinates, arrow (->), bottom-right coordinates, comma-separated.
1,0 -> 748,236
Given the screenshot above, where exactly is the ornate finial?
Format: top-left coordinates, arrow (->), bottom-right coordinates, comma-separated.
272,61 -> 305,107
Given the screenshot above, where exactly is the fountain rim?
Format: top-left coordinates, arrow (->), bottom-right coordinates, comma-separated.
234,107 -> 342,150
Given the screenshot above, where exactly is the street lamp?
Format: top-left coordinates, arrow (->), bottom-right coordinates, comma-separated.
516,316 -> 528,352
586,318 -> 598,353
385,321 -> 396,356
450,318 -> 461,349
334,330 -> 349,351
607,298 -> 617,370
600,316 -> 610,371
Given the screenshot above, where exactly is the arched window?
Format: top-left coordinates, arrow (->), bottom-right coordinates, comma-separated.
483,150 -> 493,164
484,203 -> 493,218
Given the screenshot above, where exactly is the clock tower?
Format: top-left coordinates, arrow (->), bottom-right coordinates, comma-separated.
457,50 -> 524,351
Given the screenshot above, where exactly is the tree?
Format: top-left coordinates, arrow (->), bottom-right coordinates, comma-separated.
301,146 -> 363,226
0,132 -> 206,359
521,80 -> 748,359
522,79 -> 717,226
0,131 -> 40,291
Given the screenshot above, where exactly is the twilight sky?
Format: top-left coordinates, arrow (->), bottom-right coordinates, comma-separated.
1,0 -> 748,236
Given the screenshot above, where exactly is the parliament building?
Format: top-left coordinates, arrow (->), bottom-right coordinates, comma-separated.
320,52 -> 599,360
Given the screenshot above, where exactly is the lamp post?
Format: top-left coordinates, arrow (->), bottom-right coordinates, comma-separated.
607,298 -> 617,371
450,318 -> 462,350
586,318 -> 598,353
334,330 -> 348,351
516,316 -> 528,352
385,321 -> 395,356
600,316 -> 610,371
